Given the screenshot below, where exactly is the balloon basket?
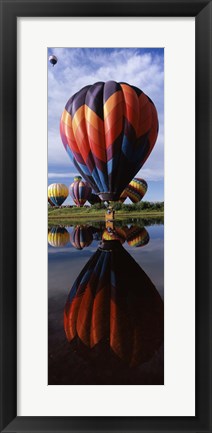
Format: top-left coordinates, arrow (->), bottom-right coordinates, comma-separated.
105,206 -> 115,230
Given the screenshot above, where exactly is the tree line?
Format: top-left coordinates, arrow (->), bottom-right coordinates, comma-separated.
91,201 -> 164,211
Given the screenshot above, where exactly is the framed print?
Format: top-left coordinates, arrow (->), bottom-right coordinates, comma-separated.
0,0 -> 211,432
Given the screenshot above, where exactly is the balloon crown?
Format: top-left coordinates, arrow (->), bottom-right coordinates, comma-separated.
74,176 -> 82,182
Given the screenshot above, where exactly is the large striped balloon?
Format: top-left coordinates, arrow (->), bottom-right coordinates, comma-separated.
60,81 -> 158,201
126,178 -> 148,203
64,240 -> 163,367
48,183 -> 68,206
70,176 -> 92,207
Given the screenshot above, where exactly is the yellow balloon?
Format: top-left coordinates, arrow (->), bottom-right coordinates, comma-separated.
48,227 -> 69,247
48,183 -> 68,206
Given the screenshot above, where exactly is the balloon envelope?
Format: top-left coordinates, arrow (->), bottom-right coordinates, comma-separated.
48,197 -> 55,207
48,227 -> 69,247
127,178 -> 148,203
48,183 -> 68,206
119,188 -> 128,203
64,240 -> 163,367
49,55 -> 57,66
70,225 -> 93,250
60,81 -> 158,201
126,226 -> 150,247
70,178 -> 92,207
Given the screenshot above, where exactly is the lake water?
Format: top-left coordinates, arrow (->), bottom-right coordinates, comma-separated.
48,218 -> 164,385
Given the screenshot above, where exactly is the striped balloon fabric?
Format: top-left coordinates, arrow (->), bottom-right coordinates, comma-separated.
126,226 -> 150,248
126,178 -> 148,203
119,188 -> 128,203
48,183 -> 68,206
48,227 -> 70,247
69,177 -> 92,207
70,225 -> 93,250
64,240 -> 163,367
60,81 -> 158,201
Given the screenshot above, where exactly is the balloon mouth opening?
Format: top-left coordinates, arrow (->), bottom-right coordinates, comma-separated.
98,192 -> 120,201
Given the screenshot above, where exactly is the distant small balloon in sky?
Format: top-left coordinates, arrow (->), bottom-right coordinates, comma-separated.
49,55 -> 58,66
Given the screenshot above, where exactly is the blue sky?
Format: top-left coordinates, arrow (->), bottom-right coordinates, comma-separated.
48,48 -> 164,203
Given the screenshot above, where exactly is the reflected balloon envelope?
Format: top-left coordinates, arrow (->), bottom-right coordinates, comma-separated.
102,227 -> 126,244
48,227 -> 69,247
64,240 -> 163,367
70,225 -> 93,250
126,226 -> 150,247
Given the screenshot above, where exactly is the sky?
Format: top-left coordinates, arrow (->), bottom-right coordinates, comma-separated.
48,48 -> 164,204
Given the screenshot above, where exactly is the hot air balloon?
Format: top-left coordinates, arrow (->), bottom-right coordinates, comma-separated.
126,226 -> 150,248
48,227 -> 69,247
70,225 -> 93,250
49,55 -> 58,66
88,193 -> 101,205
60,81 -> 158,201
64,240 -> 163,367
48,183 -> 68,206
69,176 -> 92,207
119,188 -> 128,203
48,197 -> 55,207
126,178 -> 148,203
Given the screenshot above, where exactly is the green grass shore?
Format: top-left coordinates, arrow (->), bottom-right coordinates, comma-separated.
48,206 -> 164,226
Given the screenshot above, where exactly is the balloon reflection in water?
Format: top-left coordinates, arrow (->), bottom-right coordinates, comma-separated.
90,225 -> 104,241
70,225 -> 93,250
64,240 -> 163,367
125,226 -> 150,248
48,227 -> 69,247
102,227 -> 126,244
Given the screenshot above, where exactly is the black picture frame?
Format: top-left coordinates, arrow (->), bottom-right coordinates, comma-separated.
0,0 -> 211,432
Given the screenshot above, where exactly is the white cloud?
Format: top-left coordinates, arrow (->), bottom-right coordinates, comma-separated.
48,172 -> 78,178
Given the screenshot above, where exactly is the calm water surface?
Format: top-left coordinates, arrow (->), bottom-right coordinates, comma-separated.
48,218 -> 164,385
